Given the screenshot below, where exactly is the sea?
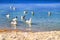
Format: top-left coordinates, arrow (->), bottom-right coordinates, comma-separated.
0,3 -> 60,31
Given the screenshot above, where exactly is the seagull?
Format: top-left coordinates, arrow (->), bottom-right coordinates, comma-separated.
31,11 -> 34,16
12,16 -> 17,21
11,21 -> 17,25
11,20 -> 17,29
24,10 -> 27,15
25,18 -> 32,27
48,11 -> 51,16
13,7 -> 16,11
10,6 -> 12,9
11,16 -> 17,29
21,15 -> 25,21
26,18 -> 32,24
6,14 -> 10,19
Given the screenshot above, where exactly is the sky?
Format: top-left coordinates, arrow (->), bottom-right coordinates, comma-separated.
0,0 -> 60,3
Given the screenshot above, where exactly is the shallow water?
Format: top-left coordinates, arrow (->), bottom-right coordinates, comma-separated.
0,4 -> 60,31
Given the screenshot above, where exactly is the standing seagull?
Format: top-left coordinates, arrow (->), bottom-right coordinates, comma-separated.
26,18 -> 32,24
48,11 -> 51,16
25,18 -> 32,27
11,16 -> 18,29
11,20 -> 17,29
6,14 -> 10,19
13,7 -> 16,11
10,6 -> 12,9
12,16 -> 17,21
31,11 -> 34,16
11,21 -> 17,25
21,15 -> 25,21
24,10 -> 27,15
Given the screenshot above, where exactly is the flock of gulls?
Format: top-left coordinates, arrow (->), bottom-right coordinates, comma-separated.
6,6 -> 35,29
6,6 -> 51,29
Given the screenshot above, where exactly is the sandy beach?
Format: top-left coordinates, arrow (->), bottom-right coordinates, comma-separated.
0,30 -> 60,40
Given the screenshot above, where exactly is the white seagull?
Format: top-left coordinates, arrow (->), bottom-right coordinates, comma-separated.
26,18 -> 32,24
11,21 -> 17,25
25,18 -> 32,27
31,11 -> 34,16
21,15 -> 25,21
13,7 -> 16,11
12,18 -> 17,21
12,17 -> 17,21
11,17 -> 17,28
10,6 -> 12,9
6,14 -> 10,19
11,20 -> 17,29
48,11 -> 51,16
24,10 -> 27,15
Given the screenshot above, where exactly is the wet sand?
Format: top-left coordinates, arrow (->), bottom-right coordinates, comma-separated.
0,29 -> 60,40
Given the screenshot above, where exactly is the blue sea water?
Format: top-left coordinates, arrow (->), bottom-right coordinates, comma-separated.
0,4 -> 60,31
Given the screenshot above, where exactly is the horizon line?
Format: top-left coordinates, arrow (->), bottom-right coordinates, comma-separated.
0,3 -> 60,4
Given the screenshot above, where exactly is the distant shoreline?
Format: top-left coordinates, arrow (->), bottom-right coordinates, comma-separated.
0,29 -> 35,32
0,29 -> 60,32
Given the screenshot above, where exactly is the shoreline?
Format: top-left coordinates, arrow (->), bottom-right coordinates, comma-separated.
0,29 -> 60,32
